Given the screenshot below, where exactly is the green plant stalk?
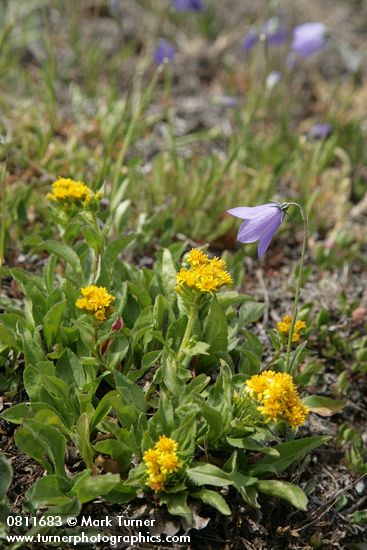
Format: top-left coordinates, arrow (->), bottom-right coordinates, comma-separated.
0,163 -> 7,271
91,212 -> 102,284
111,63 -> 161,198
163,62 -> 178,171
285,202 -> 308,373
177,301 -> 199,364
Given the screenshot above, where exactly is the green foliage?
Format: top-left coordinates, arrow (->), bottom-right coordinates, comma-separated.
1,0 -> 364,530
0,209 -> 328,522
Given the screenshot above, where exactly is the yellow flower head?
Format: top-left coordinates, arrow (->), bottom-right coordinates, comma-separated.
245,370 -> 309,428
277,315 -> 307,343
149,474 -> 165,492
143,436 -> 183,493
47,178 -> 102,207
176,249 -> 232,294
158,453 -> 182,475
75,285 -> 115,321
186,249 -> 209,267
155,435 -> 178,454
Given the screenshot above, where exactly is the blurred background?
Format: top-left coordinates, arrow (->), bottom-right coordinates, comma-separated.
0,0 -> 366,264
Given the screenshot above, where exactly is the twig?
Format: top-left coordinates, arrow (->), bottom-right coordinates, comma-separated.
295,473 -> 367,532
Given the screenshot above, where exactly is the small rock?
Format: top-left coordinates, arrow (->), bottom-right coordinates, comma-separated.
352,307 -> 367,322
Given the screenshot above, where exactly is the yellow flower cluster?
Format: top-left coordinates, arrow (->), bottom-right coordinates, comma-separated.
245,370 -> 309,428
277,315 -> 307,343
75,285 -> 115,321
47,178 -> 101,205
176,249 -> 232,293
143,435 -> 182,492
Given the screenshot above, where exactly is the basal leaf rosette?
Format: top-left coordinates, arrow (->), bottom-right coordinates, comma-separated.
76,285 -> 115,321
143,436 -> 184,493
47,177 -> 102,212
176,248 -> 232,305
245,370 -> 309,429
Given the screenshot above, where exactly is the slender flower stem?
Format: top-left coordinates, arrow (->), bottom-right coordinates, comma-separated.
177,302 -> 199,364
284,202 -> 308,373
0,162 -> 6,272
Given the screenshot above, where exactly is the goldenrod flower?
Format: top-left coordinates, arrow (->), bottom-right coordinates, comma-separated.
159,453 -> 182,475
245,370 -> 309,428
47,177 -> 102,206
277,315 -> 307,343
176,249 -> 232,294
75,285 -> 115,321
155,435 -> 178,454
143,436 -> 183,492
186,249 -> 209,267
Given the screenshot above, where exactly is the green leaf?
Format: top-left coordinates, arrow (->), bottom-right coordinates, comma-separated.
89,391 -> 116,431
0,324 -> 19,348
203,296 -> 228,353
171,413 -> 197,461
159,491 -> 192,523
217,291 -> 253,308
43,301 -> 66,348
114,371 -> 147,412
105,235 -> 136,265
158,249 -> 177,302
43,254 -> 58,292
20,328 -> 46,367
69,472 -> 120,503
94,439 -> 131,470
36,240 -> 83,280
15,421 -> 67,477
26,475 -> 71,507
72,414 -> 94,469
226,437 -> 280,456
128,282 -> 151,309
24,361 -> 55,401
302,396 -> 345,417
0,452 -> 13,502
82,225 -> 103,253
106,335 -> 129,370
149,390 -> 175,439
105,483 -> 137,504
55,349 -> 86,389
186,464 -> 232,487
240,302 -> 264,324
256,480 -> 308,511
153,294 -> 175,332
249,436 -> 330,476
1,403 -> 33,424
44,497 -> 81,518
192,489 -> 231,515
194,397 -> 223,445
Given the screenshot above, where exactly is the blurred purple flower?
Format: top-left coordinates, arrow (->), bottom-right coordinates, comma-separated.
227,203 -> 285,257
242,30 -> 258,51
153,39 -> 176,65
172,0 -> 204,11
292,22 -> 327,58
261,18 -> 287,45
309,123 -> 333,139
214,95 -> 240,108
242,19 -> 287,52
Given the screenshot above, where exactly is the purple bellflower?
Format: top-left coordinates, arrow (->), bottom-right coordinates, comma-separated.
309,123 -> 333,139
242,19 -> 287,52
291,22 -> 327,58
153,39 -> 176,65
227,202 -> 286,257
242,30 -> 258,51
261,18 -> 287,45
172,0 -> 204,11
